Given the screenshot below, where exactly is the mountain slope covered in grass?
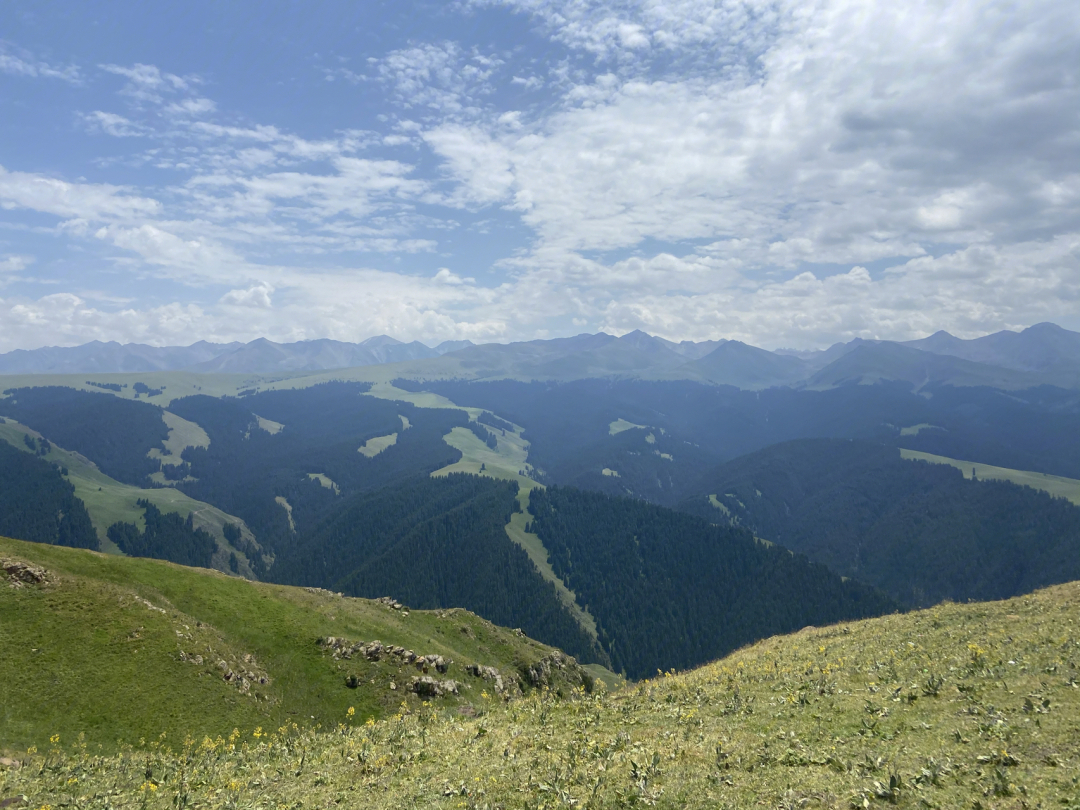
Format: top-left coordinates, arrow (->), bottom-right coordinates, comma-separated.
0,535 -> 596,753
5,573 -> 1078,808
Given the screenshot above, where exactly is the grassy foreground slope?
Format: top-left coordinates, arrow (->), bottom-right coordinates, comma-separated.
0,536 -> 594,754
4,581 -> 1079,808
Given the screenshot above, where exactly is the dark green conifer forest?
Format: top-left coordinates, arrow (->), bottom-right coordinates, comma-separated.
0,440 -> 98,550
107,500 -> 217,568
528,486 -> 896,678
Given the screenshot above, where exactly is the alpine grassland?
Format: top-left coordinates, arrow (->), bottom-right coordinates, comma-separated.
4,537 -> 1079,808
0,536 -> 594,755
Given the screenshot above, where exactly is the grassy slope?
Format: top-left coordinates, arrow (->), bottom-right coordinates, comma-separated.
901,448 -> 1080,506
0,535 -> 584,754
0,371 -> 276,406
0,419 -> 257,573
5,577 -> 1078,808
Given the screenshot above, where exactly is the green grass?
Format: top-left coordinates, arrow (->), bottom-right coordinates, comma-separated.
274,497 -> 295,531
899,423 -> 943,436
707,494 -> 731,517
901,448 -> 1080,506
0,371 -> 288,406
609,417 -> 648,435
0,535 -> 590,755
147,411 -> 209,485
504,490 -> 599,643
5,569 -> 1078,808
253,415 -> 284,435
306,473 -> 340,493
358,433 -> 398,457
0,420 -> 258,571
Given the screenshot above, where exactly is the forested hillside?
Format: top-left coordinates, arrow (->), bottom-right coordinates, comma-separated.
528,486 -> 896,678
106,500 -> 219,568
269,474 -> 606,666
0,386 -> 169,485
398,379 -> 1080,507
0,439 -> 98,550
167,383 -> 468,568
681,438 -> 1080,606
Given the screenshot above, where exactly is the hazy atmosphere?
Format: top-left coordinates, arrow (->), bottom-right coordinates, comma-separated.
2,0 -> 1078,351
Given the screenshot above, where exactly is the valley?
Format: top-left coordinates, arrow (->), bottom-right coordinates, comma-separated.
2,324 -> 1079,803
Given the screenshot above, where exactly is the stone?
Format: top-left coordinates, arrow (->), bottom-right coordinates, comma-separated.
2,559 -> 51,588
409,676 -> 461,698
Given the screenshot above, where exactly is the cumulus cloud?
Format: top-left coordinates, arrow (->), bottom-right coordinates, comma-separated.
220,282 -> 274,308
1,2 -> 1077,350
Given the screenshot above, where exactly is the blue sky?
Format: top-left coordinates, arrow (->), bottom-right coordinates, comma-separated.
1,0 -> 1078,351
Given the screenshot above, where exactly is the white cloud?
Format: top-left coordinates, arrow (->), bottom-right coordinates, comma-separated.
0,166 -> 162,220
220,282 -> 274,308
433,268 -> 475,285
0,42 -> 81,83
164,97 -> 217,116
0,255 -> 32,274
2,3 -> 1077,351
81,111 -> 150,138
371,42 -> 503,117
100,63 -> 193,103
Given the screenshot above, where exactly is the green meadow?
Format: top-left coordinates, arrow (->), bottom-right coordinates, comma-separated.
4,544 -> 1078,808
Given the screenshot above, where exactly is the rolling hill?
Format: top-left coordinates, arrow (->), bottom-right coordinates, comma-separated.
0,534 -> 598,753
4,561 -> 1078,808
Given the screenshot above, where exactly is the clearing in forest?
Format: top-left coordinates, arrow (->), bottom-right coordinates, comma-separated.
275,496 -> 295,531
608,417 -> 647,435
147,411 -> 210,484
901,448 -> 1080,506
358,433 -> 398,457
306,473 -> 340,493
255,415 -> 284,434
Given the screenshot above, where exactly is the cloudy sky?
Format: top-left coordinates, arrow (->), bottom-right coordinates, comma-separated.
1,0 -> 1077,351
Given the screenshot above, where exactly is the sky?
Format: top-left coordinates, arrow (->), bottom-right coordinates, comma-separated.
1,0 -> 1078,352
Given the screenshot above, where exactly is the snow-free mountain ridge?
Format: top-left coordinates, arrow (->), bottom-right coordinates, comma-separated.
1,324 -> 1077,390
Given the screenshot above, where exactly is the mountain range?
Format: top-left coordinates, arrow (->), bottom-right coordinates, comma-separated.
2,322 -> 1077,390
0,335 -> 473,375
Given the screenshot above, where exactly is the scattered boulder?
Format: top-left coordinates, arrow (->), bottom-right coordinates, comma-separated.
2,559 -> 51,588
319,637 -> 450,672
0,796 -> 29,808
465,664 -> 506,694
409,676 -> 461,698
0,757 -> 23,769
520,650 -> 592,693
374,596 -> 406,610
